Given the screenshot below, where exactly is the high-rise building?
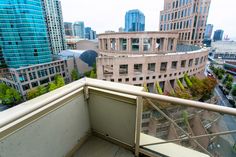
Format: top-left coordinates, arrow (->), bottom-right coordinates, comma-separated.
160,0 -> 211,45
85,27 -> 96,40
213,29 -> 224,41
42,0 -> 66,54
125,9 -> 145,32
0,0 -> 52,69
64,22 -> 73,36
204,24 -> 213,39
73,21 -> 85,38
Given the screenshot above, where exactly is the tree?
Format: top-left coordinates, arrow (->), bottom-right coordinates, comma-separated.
27,88 -> 40,100
48,82 -> 57,92
218,74 -> 223,80
226,81 -> 233,90
232,86 -> 236,96
89,70 -> 96,78
0,83 -> 22,106
184,74 -> 193,88
71,69 -> 79,81
55,75 -> 65,88
177,79 -> 185,90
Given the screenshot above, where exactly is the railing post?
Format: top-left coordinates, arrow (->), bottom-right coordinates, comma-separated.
135,96 -> 143,157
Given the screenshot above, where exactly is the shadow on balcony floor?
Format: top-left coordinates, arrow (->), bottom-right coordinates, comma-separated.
73,136 -> 135,157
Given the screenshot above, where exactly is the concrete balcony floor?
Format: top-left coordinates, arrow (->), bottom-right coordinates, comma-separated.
74,136 -> 134,157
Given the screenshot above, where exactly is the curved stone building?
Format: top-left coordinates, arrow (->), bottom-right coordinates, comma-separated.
97,32 -> 209,93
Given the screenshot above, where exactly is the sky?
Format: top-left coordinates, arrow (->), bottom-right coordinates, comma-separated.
60,0 -> 236,40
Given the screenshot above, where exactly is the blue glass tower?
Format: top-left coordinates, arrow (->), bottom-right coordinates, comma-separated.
0,0 -> 52,69
125,9 -> 145,32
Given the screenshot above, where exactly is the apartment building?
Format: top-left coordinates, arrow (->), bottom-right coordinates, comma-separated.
159,0 -> 211,45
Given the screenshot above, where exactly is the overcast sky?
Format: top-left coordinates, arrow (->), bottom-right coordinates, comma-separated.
61,0 -> 236,39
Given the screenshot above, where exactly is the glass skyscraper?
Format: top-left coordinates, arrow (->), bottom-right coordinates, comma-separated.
0,0 -> 52,69
125,9 -> 145,32
73,21 -> 85,38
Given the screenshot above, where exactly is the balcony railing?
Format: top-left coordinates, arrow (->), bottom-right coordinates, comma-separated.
1,78 -> 236,157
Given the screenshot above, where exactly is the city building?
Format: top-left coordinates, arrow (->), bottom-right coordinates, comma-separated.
42,0 -> 66,54
97,32 -> 208,93
159,0 -> 211,45
204,24 -> 213,39
213,29 -> 224,41
0,59 -> 74,96
73,21 -> 85,38
125,9 -> 145,32
223,61 -> 236,75
0,77 -> 234,157
0,0 -> 52,69
64,22 -> 73,36
85,27 -> 97,40
209,41 -> 236,61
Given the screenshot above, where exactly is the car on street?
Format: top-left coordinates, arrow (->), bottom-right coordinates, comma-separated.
226,95 -> 235,107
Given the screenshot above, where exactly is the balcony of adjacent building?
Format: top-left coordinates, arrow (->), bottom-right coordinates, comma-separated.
1,78 -> 236,157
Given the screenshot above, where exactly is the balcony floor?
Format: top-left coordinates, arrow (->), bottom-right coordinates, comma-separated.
74,136 -> 134,157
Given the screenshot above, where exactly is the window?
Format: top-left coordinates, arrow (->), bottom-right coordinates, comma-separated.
143,38 -> 151,51
118,78 -> 122,82
125,78 -> 129,82
159,75 -> 162,78
146,76 -> 150,80
188,59 -> 193,67
134,64 -> 142,73
152,76 -> 156,79
195,58 -> 199,65
181,60 -> 186,68
171,61 -> 178,69
131,38 -> 139,51
22,84 -> 30,91
119,64 -> 128,75
148,63 -> 156,72
160,62 -> 168,72
133,77 -> 136,81
139,77 -> 143,81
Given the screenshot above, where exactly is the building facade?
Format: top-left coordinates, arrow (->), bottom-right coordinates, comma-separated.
0,0 -> 52,69
125,9 -> 145,32
213,29 -> 224,41
97,32 -> 208,93
73,21 -> 85,38
159,0 -> 211,45
0,59 -> 74,96
204,24 -> 213,39
64,22 -> 73,36
42,0 -> 66,54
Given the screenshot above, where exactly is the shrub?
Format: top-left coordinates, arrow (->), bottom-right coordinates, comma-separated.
184,74 -> 193,88
156,82 -> 163,94
177,79 -> 185,90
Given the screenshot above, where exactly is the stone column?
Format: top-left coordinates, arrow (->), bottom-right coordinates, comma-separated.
173,38 -> 177,52
163,38 -> 168,52
152,38 -> 156,52
107,38 -> 111,51
139,38 -> 143,52
116,38 -> 120,51
127,38 -> 131,52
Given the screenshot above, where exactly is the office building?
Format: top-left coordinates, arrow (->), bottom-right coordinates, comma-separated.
42,0 -> 66,54
125,9 -> 145,32
64,22 -> 73,36
97,32 -> 208,93
85,27 -> 97,40
213,29 -> 224,41
159,0 -> 211,45
73,21 -> 85,38
0,0 -> 52,69
204,24 -> 213,39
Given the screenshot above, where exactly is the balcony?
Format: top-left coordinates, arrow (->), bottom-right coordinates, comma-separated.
1,78 -> 236,157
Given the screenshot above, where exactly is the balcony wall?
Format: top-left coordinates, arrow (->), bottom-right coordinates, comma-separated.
0,79 -> 141,157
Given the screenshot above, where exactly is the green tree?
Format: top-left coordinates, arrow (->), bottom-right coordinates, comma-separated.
37,86 -> 47,95
218,74 -> 223,80
27,88 -> 40,100
184,74 -> 193,88
226,81 -> 233,90
0,83 -> 22,106
71,69 -> 79,81
177,79 -> 185,90
89,70 -> 96,78
55,75 -> 65,88
48,82 -> 57,92
156,82 -> 163,94
232,86 -> 236,96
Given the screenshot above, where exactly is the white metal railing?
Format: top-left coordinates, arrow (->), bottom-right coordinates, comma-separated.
1,78 -> 236,157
